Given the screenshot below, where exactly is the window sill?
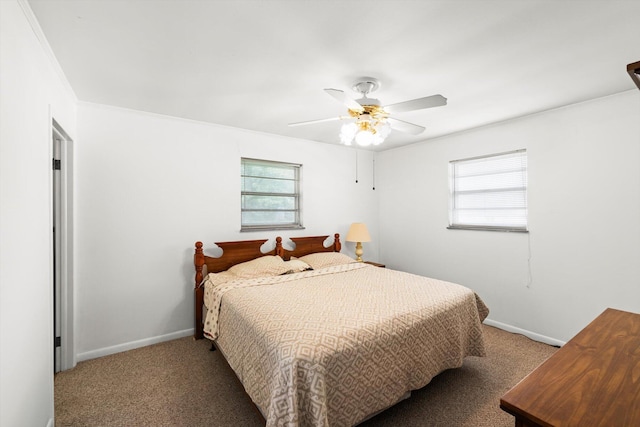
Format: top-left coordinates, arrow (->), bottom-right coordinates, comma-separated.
240,225 -> 306,233
447,225 -> 528,233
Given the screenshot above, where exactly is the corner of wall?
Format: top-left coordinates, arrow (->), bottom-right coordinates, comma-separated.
17,0 -> 78,104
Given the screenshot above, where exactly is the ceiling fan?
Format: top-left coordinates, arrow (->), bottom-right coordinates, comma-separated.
289,77 -> 447,146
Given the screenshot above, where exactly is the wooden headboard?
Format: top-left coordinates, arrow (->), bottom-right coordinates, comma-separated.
193,233 -> 341,339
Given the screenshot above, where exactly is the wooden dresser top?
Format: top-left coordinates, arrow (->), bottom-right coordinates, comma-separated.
500,308 -> 640,427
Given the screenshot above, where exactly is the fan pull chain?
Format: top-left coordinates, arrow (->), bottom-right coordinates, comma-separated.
372,157 -> 376,190
355,151 -> 359,183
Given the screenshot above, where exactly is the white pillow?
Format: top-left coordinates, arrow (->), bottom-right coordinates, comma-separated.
298,252 -> 356,269
227,255 -> 289,278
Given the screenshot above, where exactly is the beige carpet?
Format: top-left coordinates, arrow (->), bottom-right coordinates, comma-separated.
55,325 -> 557,426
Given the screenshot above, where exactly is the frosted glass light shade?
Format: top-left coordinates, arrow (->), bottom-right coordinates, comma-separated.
340,121 -> 391,146
339,123 -> 357,145
355,131 -> 374,146
373,122 -> 391,145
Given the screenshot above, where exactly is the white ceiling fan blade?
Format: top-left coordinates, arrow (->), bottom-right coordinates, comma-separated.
324,88 -> 364,112
288,116 -> 347,127
387,117 -> 425,135
384,94 -> 447,114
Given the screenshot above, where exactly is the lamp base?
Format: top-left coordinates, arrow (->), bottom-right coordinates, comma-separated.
355,242 -> 364,262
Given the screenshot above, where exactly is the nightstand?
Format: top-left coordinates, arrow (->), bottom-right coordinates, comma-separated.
364,261 -> 385,268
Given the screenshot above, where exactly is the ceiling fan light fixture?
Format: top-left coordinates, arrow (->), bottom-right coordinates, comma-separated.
340,119 -> 391,147
355,129 -> 375,146
339,122 -> 358,145
373,121 -> 391,145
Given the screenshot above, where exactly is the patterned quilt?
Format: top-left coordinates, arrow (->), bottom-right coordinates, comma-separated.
203,263 -> 489,427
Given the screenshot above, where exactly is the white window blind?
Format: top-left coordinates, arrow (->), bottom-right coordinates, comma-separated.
449,150 -> 528,232
241,158 -> 303,231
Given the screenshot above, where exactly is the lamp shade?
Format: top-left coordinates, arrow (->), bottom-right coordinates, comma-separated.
346,223 -> 371,242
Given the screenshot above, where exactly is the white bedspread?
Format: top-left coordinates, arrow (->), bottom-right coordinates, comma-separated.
203,263 -> 489,427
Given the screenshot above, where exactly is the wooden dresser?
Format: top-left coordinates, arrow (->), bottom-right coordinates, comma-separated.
500,308 -> 640,427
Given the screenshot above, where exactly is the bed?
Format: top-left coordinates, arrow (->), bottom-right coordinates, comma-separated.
193,234 -> 489,426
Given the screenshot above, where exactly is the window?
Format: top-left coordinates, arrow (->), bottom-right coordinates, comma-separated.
241,158 -> 303,231
448,149 -> 528,232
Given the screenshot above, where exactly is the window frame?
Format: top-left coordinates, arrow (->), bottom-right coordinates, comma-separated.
240,158 -> 304,232
447,149 -> 528,233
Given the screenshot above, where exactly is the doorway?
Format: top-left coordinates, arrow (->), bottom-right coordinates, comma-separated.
52,120 -> 74,372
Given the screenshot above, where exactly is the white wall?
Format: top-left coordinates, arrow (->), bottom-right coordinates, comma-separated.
75,102 -> 379,359
0,1 -> 77,426
6,4 -> 638,411
377,90 -> 640,344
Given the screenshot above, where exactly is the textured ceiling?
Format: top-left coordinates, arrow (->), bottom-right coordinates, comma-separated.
28,0 -> 640,151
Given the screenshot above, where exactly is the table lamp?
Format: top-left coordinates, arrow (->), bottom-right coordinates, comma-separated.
346,223 -> 371,262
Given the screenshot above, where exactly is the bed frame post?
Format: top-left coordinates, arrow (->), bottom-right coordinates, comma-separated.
334,233 -> 341,252
275,236 -> 284,258
194,241 -> 205,339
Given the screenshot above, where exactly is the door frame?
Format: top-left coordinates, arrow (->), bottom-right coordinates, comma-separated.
52,119 -> 75,371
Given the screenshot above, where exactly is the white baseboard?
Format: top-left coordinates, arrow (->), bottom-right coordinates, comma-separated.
76,321 -> 562,362
484,318 -> 566,347
77,328 -> 194,362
